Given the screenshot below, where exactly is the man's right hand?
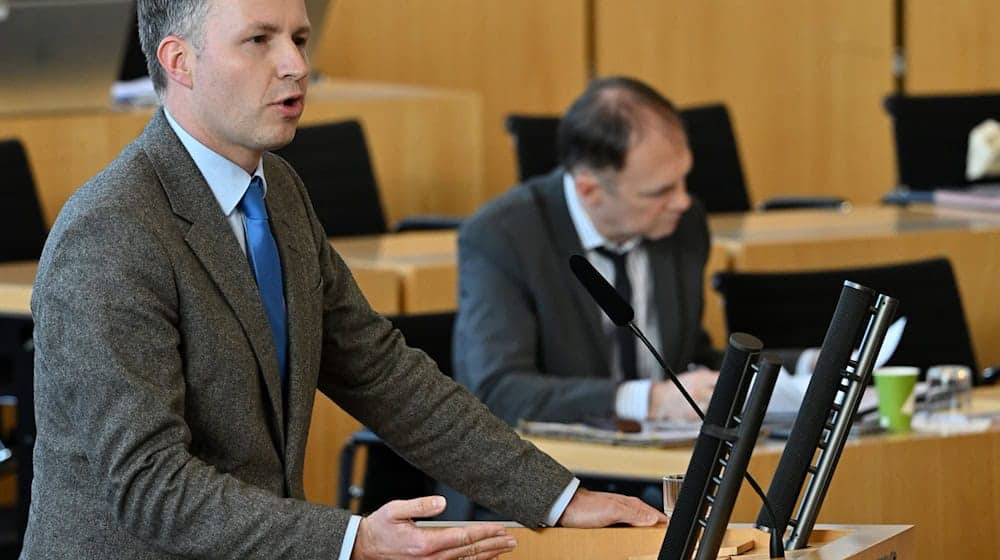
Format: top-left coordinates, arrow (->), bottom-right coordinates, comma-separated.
648,368 -> 718,420
351,496 -> 517,560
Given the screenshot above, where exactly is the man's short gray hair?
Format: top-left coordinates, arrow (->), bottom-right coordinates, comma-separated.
137,0 -> 212,96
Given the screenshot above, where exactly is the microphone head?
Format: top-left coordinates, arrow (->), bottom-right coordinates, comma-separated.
569,254 -> 635,326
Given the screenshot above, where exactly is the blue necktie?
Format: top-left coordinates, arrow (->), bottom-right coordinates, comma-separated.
240,176 -> 288,385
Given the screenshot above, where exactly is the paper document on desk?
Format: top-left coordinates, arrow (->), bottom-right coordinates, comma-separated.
517,420 -> 700,447
764,317 -> 907,418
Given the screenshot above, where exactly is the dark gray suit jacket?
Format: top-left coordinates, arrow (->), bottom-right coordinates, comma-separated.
454,170 -> 722,425
22,111 -> 572,559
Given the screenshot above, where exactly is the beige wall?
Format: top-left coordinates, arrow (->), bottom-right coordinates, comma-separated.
595,0 -> 896,206
312,0 -> 589,200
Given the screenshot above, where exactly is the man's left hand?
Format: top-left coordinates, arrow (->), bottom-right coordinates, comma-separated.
558,488 -> 667,528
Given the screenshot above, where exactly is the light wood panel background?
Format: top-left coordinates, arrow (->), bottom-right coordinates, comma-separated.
906,0 -> 1000,93
0,80 -> 483,228
313,0 -> 589,199
595,1 -> 896,206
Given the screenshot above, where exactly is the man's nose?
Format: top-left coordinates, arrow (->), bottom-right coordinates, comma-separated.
278,40 -> 310,81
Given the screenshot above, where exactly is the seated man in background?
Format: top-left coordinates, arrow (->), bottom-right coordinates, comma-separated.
455,76 -> 722,427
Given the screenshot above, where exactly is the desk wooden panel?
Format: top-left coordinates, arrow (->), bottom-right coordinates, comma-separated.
595,1 -> 894,207
527,387 -> 1000,560
331,231 -> 458,314
0,79 -> 483,228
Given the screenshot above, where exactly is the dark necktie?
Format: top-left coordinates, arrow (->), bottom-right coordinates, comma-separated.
594,247 -> 638,380
240,176 -> 288,386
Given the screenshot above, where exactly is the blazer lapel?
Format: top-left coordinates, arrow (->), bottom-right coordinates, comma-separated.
139,110 -> 286,450
531,172 -> 611,369
648,236 -> 685,372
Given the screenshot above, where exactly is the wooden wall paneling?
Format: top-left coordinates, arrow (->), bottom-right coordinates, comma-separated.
595,1 -> 895,206
313,0 -> 589,200
906,0 -> 1000,93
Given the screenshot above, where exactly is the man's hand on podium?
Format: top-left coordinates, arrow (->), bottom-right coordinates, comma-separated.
558,488 -> 667,528
352,496 -> 517,560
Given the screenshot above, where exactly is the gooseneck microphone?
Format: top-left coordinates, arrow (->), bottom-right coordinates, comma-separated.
569,254 -> 785,558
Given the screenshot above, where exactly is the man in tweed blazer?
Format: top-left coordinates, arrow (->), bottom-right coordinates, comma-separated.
21,1 -> 664,558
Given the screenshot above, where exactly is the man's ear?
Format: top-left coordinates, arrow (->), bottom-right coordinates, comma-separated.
574,170 -> 605,207
157,35 -> 195,90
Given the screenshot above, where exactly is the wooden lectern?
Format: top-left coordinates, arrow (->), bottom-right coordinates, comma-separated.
420,523 -> 913,560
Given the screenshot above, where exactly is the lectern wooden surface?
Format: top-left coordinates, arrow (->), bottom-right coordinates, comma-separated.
416,524 -> 912,560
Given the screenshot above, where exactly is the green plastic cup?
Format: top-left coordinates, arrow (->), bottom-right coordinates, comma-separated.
873,366 -> 920,432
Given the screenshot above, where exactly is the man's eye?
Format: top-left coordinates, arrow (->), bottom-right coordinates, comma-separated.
250,35 -> 268,44
294,36 -> 309,47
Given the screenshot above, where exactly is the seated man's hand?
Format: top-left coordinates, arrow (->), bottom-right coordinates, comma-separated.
558,488 -> 667,528
648,368 -> 718,420
352,496 -> 517,560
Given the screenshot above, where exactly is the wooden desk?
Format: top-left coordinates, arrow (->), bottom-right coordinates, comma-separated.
704,204 -> 1000,367
526,386 -> 1000,560
330,230 -> 458,314
327,205 -> 1000,370
0,79 -> 483,228
419,523 -> 912,560
0,262 -> 36,319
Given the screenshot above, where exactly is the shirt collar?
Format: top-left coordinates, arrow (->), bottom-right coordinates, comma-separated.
164,108 -> 266,217
563,173 -> 641,253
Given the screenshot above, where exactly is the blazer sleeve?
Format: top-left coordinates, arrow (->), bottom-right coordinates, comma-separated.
452,213 -> 619,425
292,180 -> 575,527
31,208 -> 350,559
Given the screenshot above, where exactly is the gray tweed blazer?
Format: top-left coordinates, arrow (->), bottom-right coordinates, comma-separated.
22,110 -> 572,559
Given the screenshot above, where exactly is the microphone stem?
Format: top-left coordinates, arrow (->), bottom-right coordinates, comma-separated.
628,323 -> 705,421
627,322 -> 785,557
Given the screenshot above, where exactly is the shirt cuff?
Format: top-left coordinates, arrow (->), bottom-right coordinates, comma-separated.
795,347 -> 820,377
545,477 -> 581,527
615,379 -> 653,420
336,515 -> 362,560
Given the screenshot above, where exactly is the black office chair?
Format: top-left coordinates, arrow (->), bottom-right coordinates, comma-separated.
0,139 -> 48,262
504,114 -> 562,183
274,120 -> 462,237
712,257 -> 979,377
884,92 -> 1000,191
337,312 -> 457,515
504,106 -> 845,213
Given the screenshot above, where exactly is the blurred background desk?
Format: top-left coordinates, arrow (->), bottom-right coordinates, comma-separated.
704,204 -> 1000,367
525,385 -> 1000,560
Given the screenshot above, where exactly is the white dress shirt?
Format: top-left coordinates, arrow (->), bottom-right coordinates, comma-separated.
563,174 -> 666,420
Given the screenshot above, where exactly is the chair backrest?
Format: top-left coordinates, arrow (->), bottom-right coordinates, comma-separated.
389,312 -> 456,377
712,257 -> 978,375
884,92 -> 1000,190
504,114 -> 562,182
503,105 -> 752,212
273,120 -> 388,236
678,103 -> 752,213
0,139 -> 48,263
